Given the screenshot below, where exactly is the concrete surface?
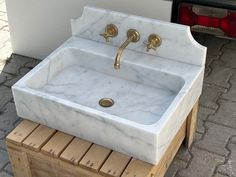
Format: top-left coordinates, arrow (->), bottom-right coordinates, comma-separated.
0,1 -> 236,177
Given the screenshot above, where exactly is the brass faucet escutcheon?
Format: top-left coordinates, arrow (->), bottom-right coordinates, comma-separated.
144,34 -> 162,52
100,24 -> 118,42
114,29 -> 140,69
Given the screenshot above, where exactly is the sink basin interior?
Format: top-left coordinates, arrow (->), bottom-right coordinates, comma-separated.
26,48 -> 185,125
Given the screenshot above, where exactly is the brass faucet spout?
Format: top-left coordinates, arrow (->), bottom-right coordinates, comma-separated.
114,37 -> 133,69
114,29 -> 140,70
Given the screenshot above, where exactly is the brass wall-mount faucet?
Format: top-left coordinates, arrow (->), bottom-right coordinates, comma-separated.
100,24 -> 118,42
114,29 -> 140,69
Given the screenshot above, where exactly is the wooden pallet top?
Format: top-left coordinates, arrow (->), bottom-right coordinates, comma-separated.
6,119 -> 186,177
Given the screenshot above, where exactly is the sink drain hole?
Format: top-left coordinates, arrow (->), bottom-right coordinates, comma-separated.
99,98 -> 114,108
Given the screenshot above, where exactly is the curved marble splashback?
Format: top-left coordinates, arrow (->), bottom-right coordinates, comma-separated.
71,6 -> 207,66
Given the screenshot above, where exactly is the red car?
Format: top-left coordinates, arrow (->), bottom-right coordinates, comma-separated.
172,0 -> 236,39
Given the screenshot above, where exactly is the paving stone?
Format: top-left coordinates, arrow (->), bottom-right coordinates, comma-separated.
0,73 -> 7,85
220,48 -> 236,69
0,11 -> 7,21
0,60 -> 7,71
194,132 -> 203,143
198,103 -> 216,119
0,1 -> 6,12
218,143 -> 236,177
193,33 -> 205,45
205,57 -> 215,68
195,122 -> 236,156
178,147 -> 224,177
176,145 -> 192,162
165,158 -> 187,177
204,66 -> 212,78
0,138 -> 7,150
0,102 -> 19,132
0,171 -> 13,177
0,19 -> 7,30
0,86 -> 12,109
4,74 -> 23,87
0,72 -> 11,85
197,118 -> 205,134
19,67 -> 31,76
199,83 -> 226,110
0,130 -> 6,150
208,99 -> 236,129
3,163 -> 12,174
204,35 -> 229,58
0,130 -> 5,139
24,59 -> 41,69
11,54 -> 35,64
0,30 -> 9,48
0,41 -> 12,60
196,106 -> 215,134
231,136 -> 236,145
204,61 -> 233,88
1,24 -> 8,32
0,149 -> 9,169
213,173 -> 229,177
222,77 -> 236,102
2,54 -> 33,75
224,39 -> 236,50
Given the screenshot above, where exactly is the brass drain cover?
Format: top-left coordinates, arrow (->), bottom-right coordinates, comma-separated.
99,98 -> 114,108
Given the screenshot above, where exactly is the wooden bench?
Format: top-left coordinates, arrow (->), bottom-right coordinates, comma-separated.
6,101 -> 198,177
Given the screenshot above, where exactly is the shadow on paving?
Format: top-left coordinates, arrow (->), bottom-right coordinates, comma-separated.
0,53 -> 39,176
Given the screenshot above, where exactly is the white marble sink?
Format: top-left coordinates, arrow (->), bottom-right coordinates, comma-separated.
12,7 -> 207,164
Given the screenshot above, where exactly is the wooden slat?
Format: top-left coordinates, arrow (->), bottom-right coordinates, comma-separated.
8,148 -> 32,177
79,144 -> 111,172
60,137 -> 92,165
100,151 -> 131,177
6,120 -> 39,146
22,125 -> 56,151
186,101 -> 199,148
121,159 -> 155,177
41,131 -> 74,158
6,99 -> 197,177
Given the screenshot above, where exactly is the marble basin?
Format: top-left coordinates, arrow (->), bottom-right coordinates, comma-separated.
28,49 -> 183,125
12,7 -> 206,164
22,49 -> 183,125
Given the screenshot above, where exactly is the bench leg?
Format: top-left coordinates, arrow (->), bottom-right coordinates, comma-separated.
185,101 -> 199,148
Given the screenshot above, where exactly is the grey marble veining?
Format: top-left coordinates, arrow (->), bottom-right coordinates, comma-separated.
12,7 -> 207,164
72,6 -> 207,66
38,65 -> 177,125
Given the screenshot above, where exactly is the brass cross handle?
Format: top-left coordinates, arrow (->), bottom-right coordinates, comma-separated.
144,34 -> 162,52
100,24 -> 118,42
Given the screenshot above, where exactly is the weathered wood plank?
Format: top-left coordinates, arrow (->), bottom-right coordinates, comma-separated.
41,131 -> 74,158
155,120 -> 187,177
100,151 -> 131,177
6,99 -> 196,177
60,137 -> 92,165
23,125 -> 56,151
79,144 -> 111,172
7,148 -> 32,177
186,101 -> 199,148
121,159 -> 156,177
6,120 -> 39,146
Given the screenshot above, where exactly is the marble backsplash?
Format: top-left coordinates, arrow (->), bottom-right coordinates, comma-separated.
71,6 -> 206,66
